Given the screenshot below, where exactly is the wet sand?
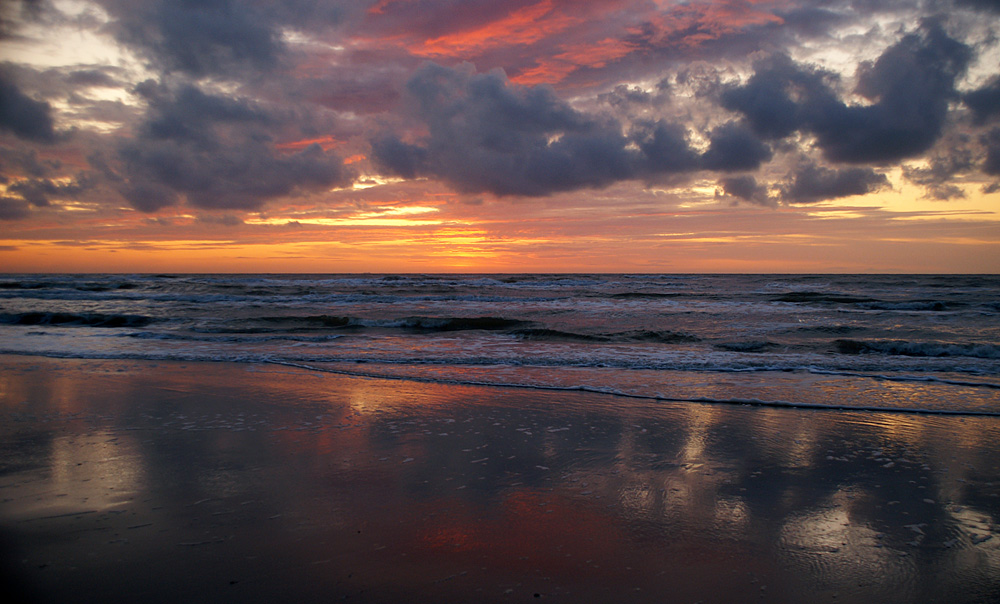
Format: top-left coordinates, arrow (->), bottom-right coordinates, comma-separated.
1,355 -> 999,603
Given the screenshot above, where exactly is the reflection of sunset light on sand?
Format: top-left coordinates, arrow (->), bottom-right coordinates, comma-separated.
49,434 -> 148,512
780,501 -> 878,556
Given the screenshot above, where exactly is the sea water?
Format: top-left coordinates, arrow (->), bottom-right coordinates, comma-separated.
1,273 -> 997,414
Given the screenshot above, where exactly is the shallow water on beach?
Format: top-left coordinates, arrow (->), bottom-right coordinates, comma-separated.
2,358 -> 999,603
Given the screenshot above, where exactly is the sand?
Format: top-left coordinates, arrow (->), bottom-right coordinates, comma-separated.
1,355 -> 999,603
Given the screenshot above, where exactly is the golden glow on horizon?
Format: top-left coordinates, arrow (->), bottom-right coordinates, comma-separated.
245,205 -> 445,227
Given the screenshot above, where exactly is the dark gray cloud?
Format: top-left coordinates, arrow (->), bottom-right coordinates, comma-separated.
631,120 -> 700,175
718,175 -> 774,206
964,78 -> 1000,124
134,81 -> 273,147
117,83 -> 351,211
720,53 -> 829,140
0,70 -> 57,143
105,0 -> 282,77
373,63 -> 778,196
7,175 -> 91,207
902,137 -> 975,199
983,128 -> 1000,175
0,147 -> 61,178
955,0 -> 1000,12
780,163 -> 890,203
722,22 -> 972,165
0,196 -> 31,220
372,63 -> 648,196
700,122 -> 773,172
98,0 -> 362,78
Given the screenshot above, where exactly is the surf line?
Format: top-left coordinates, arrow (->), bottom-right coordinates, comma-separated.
264,360 -> 1000,418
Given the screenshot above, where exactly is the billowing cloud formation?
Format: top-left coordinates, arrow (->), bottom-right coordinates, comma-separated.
0,70 -> 57,143
902,138 -> 975,200
101,0 -> 355,77
116,82 -> 351,211
780,164 -> 889,203
965,79 -> 1000,124
718,175 -> 774,206
723,21 -> 971,164
374,63 -> 650,195
373,63 -> 776,195
701,122 -> 772,172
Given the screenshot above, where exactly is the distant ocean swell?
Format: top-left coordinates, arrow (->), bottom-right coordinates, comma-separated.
4,310 -> 997,361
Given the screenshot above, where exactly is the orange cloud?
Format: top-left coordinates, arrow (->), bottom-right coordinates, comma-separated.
274,135 -> 342,152
512,37 -> 634,85
412,0 -> 582,58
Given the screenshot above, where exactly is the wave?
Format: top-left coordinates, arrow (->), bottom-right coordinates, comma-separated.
264,360 -> 1000,417
192,315 -> 538,335
609,292 -> 684,299
772,291 -> 879,304
715,340 -> 780,353
511,328 -> 608,342
0,312 -> 154,328
835,339 -> 1000,359
125,331 -> 345,344
856,300 -> 957,311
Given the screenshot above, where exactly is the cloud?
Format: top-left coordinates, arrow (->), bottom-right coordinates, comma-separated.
0,70 -> 57,143
372,62 -> 793,196
134,81 -> 273,146
372,62 -> 647,196
632,120 -> 699,175
780,163 -> 890,203
718,175 -> 774,206
964,78 -> 1000,124
983,128 -> 1000,175
720,53 -> 832,140
0,147 -> 61,178
699,121 -> 772,172
722,22 -> 972,164
99,0 -> 360,78
0,196 -> 31,220
0,0 -> 45,39
955,0 -> 1000,13
104,0 -> 282,77
902,137 -> 975,199
7,176 -> 91,207
116,82 -> 352,211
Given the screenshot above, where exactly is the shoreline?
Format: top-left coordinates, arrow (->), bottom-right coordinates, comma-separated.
2,355 -> 999,603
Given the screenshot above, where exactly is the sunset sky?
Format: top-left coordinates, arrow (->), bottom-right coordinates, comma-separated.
1,0 -> 999,273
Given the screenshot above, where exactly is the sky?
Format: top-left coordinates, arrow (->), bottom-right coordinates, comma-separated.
1,0 -> 999,273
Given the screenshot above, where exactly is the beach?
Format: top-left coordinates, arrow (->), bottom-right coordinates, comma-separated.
2,355 -> 999,603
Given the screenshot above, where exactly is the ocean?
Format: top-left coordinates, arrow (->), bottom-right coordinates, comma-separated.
2,273 -> 997,415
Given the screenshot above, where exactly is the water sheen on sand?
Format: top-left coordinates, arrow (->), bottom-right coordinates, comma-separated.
1,357 -> 998,604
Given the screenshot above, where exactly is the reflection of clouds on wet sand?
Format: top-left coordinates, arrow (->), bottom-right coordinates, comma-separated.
1,357 -> 998,603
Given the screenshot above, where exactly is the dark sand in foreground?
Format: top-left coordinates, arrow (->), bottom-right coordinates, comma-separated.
2,356 -> 999,603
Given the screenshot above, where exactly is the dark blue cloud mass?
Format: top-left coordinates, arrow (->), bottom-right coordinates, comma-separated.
722,21 -> 971,165
116,83 -> 351,211
372,63 -> 775,196
780,164 -> 890,203
0,70 -> 57,143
